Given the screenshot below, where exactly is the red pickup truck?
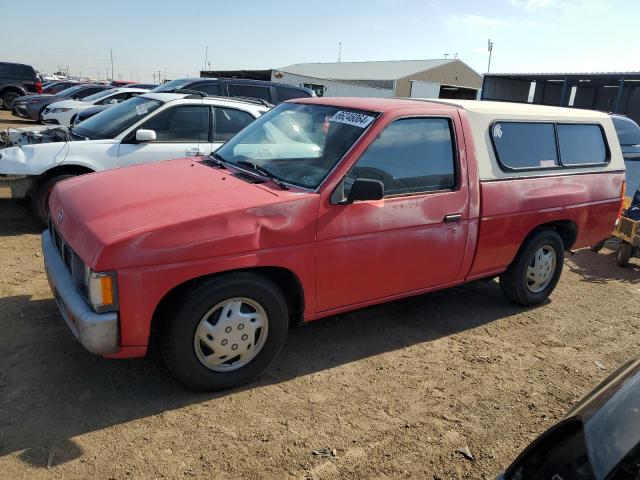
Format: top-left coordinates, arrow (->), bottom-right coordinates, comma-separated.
43,98 -> 625,390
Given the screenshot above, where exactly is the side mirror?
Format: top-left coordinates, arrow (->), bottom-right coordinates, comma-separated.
135,129 -> 156,142
346,178 -> 384,204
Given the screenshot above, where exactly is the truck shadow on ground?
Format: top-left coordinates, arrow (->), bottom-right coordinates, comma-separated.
0,279 -> 525,468
0,199 -> 43,236
567,249 -> 640,283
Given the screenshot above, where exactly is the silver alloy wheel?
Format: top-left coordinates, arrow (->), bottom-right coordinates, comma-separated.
193,297 -> 269,372
525,245 -> 556,293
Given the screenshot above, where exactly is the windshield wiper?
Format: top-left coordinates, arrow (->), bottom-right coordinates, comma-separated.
235,160 -> 289,190
206,151 -> 228,168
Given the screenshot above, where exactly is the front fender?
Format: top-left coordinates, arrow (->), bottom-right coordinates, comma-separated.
0,142 -> 69,175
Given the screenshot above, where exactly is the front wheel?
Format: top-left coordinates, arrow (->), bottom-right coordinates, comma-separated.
500,230 -> 565,306
161,272 -> 289,391
30,174 -> 76,224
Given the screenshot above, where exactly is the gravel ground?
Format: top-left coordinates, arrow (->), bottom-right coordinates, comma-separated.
0,187 -> 639,480
0,109 -> 37,130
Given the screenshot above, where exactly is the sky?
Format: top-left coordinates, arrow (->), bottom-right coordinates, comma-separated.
1,0 -> 638,82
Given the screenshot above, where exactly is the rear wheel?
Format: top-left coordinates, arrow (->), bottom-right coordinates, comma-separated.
161,272 -> 289,391
30,174 -> 76,224
500,230 -> 565,306
616,243 -> 632,267
2,91 -> 20,110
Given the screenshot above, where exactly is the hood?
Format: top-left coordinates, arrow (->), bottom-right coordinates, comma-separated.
49,158 -> 320,270
47,99 -> 88,109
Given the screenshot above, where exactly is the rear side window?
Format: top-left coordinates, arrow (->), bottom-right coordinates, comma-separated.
557,124 -> 607,166
0,63 -> 34,78
492,121 -> 608,170
346,117 -> 456,196
227,84 -> 272,102
492,122 -> 558,169
213,107 -> 255,142
276,86 -> 310,102
194,82 -> 221,96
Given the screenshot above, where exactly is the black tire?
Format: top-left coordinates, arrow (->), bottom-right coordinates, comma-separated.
2,91 -> 20,110
30,174 -> 76,224
616,243 -> 632,267
499,229 -> 565,306
590,240 -> 606,253
161,272 -> 289,391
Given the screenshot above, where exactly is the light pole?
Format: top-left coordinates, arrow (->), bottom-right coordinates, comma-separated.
487,39 -> 494,73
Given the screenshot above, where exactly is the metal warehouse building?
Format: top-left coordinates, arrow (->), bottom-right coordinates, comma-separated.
482,72 -> 640,124
201,59 -> 482,99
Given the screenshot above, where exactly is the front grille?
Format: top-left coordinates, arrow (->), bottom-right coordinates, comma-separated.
48,218 -> 85,292
619,217 -> 634,237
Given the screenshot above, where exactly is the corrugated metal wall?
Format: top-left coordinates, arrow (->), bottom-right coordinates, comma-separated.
271,72 -> 394,98
395,60 -> 482,97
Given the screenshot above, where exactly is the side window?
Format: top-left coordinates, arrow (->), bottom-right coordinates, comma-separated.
99,92 -> 128,105
140,105 -> 209,142
77,87 -> 104,99
492,122 -> 558,169
213,108 -> 255,142
557,124 -> 607,165
194,83 -> 221,96
227,84 -> 272,102
345,118 -> 456,197
276,86 -> 310,102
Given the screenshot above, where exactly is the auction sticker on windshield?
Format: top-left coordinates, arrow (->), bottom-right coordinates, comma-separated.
329,111 -> 375,128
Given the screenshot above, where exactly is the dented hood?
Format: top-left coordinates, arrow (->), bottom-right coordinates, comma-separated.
49,158 -> 320,270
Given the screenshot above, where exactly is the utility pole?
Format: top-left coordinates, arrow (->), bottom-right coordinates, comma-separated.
110,49 -> 114,81
487,39 -> 494,73
158,70 -> 162,84
204,45 -> 209,72
337,42 -> 342,62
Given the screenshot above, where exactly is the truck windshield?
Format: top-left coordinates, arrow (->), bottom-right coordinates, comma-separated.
215,103 -> 378,189
72,96 -> 162,140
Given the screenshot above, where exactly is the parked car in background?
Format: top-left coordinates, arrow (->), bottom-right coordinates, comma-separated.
0,92 -> 269,220
40,98 -> 625,390
72,104 -> 111,125
110,80 -> 137,87
126,83 -> 159,89
152,77 -> 314,104
41,87 -> 149,126
498,355 -> 640,480
11,84 -> 110,122
41,81 -> 78,95
0,61 -> 42,109
611,114 -> 640,197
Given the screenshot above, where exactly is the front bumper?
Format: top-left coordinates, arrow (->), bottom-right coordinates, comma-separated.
42,229 -> 119,355
13,103 -> 39,121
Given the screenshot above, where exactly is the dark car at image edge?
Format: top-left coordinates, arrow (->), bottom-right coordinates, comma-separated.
152,77 -> 315,104
0,61 -> 42,109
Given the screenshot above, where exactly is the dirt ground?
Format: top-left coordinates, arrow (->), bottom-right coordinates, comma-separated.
0,167 -> 639,479
0,109 -> 38,129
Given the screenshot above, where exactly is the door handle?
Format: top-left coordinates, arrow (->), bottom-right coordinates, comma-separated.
443,214 -> 463,223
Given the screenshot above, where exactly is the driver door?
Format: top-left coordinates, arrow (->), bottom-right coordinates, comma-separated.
117,104 -> 212,167
316,115 -> 470,312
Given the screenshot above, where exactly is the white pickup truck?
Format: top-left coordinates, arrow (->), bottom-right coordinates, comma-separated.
0,92 -> 269,220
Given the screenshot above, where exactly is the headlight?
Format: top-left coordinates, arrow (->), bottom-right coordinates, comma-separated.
83,265 -> 118,312
49,107 -> 72,113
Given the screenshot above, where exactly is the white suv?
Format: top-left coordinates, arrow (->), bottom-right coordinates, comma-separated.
0,92 -> 270,220
41,87 -> 150,126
